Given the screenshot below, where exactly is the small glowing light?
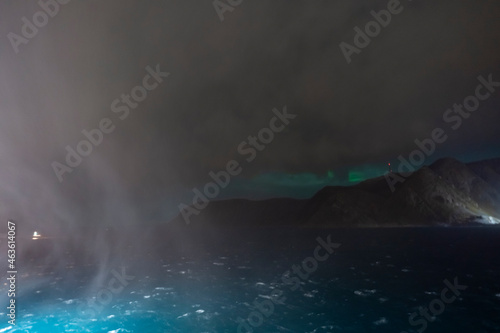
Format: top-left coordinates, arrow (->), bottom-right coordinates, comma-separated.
32,231 -> 41,240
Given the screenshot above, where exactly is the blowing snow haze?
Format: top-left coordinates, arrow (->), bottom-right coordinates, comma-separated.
0,0 -> 499,235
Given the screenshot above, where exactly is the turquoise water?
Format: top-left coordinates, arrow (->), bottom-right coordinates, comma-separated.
2,227 -> 500,332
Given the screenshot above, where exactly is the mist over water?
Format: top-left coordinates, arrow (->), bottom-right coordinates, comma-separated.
0,146 -> 155,321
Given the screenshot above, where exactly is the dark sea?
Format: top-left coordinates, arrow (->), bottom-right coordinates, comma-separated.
2,227 -> 500,332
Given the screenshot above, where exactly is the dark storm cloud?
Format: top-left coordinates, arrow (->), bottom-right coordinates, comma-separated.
0,0 -> 499,229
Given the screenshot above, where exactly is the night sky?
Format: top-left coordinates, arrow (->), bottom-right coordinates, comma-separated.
0,0 -> 499,234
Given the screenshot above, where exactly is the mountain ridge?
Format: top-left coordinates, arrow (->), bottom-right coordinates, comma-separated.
170,157 -> 500,228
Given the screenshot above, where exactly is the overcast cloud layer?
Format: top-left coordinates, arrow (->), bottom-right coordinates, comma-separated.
0,0 -> 499,232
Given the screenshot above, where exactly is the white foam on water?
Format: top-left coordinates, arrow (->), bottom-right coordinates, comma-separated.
258,294 -> 273,300
310,325 -> 337,332
154,287 -> 173,291
373,317 -> 388,325
354,289 -> 377,297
